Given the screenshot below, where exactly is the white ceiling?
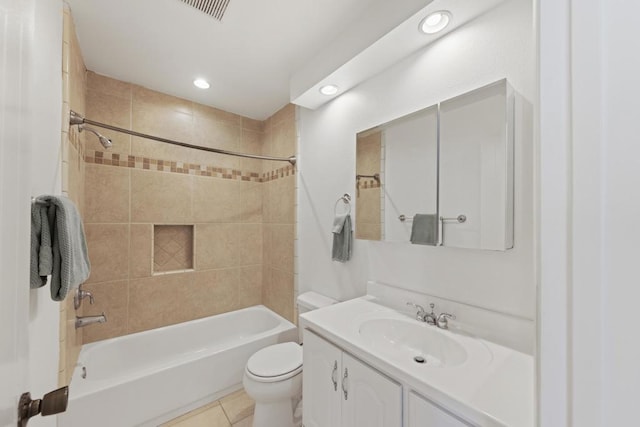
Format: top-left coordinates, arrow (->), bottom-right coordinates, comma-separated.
66,0 -> 379,120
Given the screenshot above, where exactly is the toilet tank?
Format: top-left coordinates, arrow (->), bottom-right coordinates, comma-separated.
296,292 -> 337,342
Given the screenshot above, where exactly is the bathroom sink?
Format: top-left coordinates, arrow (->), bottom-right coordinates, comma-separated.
358,318 -> 467,367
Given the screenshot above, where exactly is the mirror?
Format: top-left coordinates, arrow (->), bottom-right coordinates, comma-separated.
355,105 -> 438,243
439,80 -> 514,250
355,79 -> 514,251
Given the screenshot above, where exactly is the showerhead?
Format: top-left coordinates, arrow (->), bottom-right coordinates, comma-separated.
97,134 -> 113,149
78,124 -> 112,149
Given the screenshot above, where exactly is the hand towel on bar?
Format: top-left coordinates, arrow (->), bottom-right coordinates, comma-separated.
332,213 -> 353,262
30,195 -> 91,301
410,213 -> 438,246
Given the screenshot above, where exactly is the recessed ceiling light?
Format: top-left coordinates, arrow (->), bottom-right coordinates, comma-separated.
193,78 -> 210,89
419,11 -> 452,34
319,85 -> 339,96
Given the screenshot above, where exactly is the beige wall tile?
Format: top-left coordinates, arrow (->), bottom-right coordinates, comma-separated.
192,269 -> 239,318
237,224 -> 262,266
130,224 -> 153,278
271,119 -> 296,158
193,102 -> 242,126
133,85 -> 192,115
238,129 -> 263,173
191,117 -> 241,169
238,266 -> 262,308
356,131 -> 381,175
262,267 -> 294,322
241,117 -> 263,132
261,181 -> 273,224
65,312 -> 82,378
87,71 -> 132,99
130,136 -> 193,165
239,181 -> 262,223
131,108 -> 194,162
355,222 -> 381,241
193,177 -> 241,223
128,272 -> 195,333
86,89 -> 131,129
66,143 -> 84,210
270,176 -> 295,224
270,224 -> 294,273
84,164 -> 130,223
270,104 -> 295,127
355,187 -> 380,224
239,129 -> 262,155
195,224 -> 239,270
192,116 -> 240,152
131,170 -> 193,223
85,89 -> 132,153
261,224 -> 272,268
85,224 -> 130,284
82,280 -> 129,343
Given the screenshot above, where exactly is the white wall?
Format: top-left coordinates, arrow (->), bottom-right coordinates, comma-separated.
600,1 -> 640,423
298,0 -> 535,320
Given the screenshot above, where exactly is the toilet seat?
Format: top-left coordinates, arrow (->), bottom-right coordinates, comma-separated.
246,342 -> 303,383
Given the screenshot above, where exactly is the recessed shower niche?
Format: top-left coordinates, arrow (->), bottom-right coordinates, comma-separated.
153,225 -> 195,273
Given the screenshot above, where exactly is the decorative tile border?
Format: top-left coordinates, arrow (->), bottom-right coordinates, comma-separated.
84,149 -> 296,183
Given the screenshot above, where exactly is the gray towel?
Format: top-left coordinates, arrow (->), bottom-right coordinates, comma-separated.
332,213 -> 353,262
410,214 -> 438,246
30,195 -> 91,301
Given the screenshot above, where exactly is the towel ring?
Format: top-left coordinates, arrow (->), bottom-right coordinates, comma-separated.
334,194 -> 351,215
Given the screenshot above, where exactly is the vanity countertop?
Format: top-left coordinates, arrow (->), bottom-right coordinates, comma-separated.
300,296 -> 534,427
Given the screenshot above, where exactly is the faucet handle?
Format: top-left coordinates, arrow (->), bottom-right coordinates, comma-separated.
406,302 -> 427,321
436,313 -> 456,329
73,288 -> 94,310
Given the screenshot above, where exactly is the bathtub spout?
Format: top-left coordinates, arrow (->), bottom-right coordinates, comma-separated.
75,313 -> 107,329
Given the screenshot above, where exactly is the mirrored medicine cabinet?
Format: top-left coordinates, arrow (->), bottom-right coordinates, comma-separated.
355,79 -> 514,251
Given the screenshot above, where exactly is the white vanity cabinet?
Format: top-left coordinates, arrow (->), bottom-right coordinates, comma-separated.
408,392 -> 473,427
303,330 -> 402,427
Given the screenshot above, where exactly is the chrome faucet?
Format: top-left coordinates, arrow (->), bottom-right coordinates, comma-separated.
75,313 -> 107,329
436,312 -> 456,329
406,302 -> 437,325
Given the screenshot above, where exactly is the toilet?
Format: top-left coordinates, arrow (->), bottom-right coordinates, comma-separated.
243,292 -> 337,427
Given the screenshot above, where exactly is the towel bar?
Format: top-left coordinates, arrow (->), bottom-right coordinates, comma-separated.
440,215 -> 467,223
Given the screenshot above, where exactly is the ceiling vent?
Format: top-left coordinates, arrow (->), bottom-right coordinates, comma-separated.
179,0 -> 231,21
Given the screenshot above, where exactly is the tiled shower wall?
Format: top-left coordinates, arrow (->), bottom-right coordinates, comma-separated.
79,72 -> 296,343
59,6 -> 87,386
261,106 -> 297,321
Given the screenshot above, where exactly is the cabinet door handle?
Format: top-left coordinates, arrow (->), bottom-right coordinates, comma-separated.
341,367 -> 349,400
331,360 -> 338,391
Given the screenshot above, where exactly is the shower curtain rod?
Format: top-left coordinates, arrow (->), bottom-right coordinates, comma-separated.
69,110 -> 297,166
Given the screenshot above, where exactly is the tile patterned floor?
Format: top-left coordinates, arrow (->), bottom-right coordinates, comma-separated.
161,389 -> 254,427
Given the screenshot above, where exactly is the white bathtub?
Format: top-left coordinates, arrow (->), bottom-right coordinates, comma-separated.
58,305 -> 297,427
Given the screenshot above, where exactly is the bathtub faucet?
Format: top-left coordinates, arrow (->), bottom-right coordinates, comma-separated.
75,313 -> 107,329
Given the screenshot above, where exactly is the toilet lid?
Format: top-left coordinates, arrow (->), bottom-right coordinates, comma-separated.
247,342 -> 303,379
